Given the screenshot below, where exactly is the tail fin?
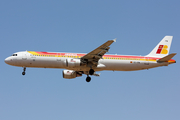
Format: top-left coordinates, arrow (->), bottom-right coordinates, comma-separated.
146,36 -> 173,58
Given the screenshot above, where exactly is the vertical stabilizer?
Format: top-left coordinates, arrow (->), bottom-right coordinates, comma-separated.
146,36 -> 173,58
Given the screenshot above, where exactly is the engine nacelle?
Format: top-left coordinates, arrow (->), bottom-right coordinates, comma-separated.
62,70 -> 82,79
65,59 -> 81,68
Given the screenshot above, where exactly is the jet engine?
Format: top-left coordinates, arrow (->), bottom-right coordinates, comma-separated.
62,70 -> 82,79
64,59 -> 81,68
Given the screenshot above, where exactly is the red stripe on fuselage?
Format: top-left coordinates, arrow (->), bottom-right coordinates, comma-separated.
36,52 -> 57,55
32,51 -> 175,62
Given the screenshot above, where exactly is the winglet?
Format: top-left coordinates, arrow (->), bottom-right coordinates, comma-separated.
113,38 -> 117,42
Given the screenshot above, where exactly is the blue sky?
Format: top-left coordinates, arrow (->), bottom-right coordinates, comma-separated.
1,0 -> 179,120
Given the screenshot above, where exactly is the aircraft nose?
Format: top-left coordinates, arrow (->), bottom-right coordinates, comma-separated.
4,57 -> 12,64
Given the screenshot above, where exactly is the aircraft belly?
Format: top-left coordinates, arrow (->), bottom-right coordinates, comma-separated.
99,59 -> 166,71
99,59 -> 135,71
18,57 -> 64,68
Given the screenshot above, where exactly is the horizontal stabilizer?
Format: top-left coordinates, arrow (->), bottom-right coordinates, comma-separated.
157,53 -> 177,62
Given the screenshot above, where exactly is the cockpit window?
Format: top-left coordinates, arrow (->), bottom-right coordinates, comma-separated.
12,54 -> 17,56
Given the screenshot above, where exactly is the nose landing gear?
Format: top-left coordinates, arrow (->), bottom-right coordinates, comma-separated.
22,67 -> 26,75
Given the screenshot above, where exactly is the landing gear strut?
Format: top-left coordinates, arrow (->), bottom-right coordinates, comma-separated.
86,69 -> 95,82
22,67 -> 26,75
86,76 -> 91,82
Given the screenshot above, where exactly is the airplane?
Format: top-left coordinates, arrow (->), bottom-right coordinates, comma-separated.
5,36 -> 176,82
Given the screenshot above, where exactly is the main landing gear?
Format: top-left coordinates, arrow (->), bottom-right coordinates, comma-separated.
86,75 -> 91,82
89,69 -> 94,75
22,67 -> 26,75
86,69 -> 95,82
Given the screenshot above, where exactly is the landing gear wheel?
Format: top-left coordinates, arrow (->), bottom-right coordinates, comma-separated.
89,69 -> 94,75
22,72 -> 25,75
22,67 -> 26,75
86,76 -> 91,82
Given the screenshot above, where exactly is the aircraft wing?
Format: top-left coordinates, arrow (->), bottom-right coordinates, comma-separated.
81,39 -> 116,65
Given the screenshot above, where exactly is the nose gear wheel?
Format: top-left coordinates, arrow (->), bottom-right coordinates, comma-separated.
22,67 -> 26,75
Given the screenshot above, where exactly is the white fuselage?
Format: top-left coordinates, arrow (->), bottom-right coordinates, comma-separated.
5,51 -> 173,72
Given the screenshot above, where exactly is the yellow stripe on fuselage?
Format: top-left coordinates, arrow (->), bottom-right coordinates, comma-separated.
28,51 -> 39,55
27,51 -> 164,62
